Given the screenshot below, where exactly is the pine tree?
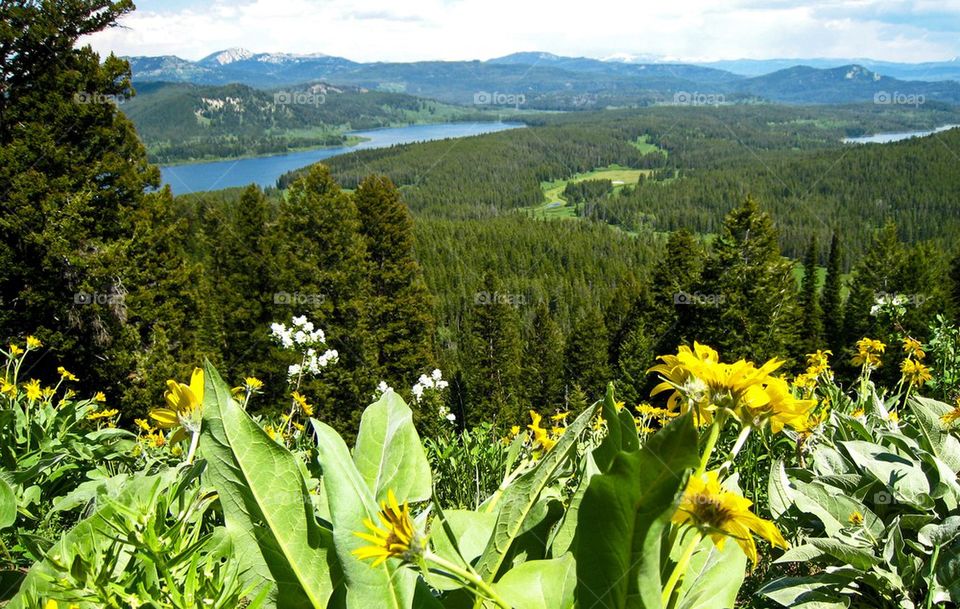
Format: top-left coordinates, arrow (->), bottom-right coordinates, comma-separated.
353,175 -> 436,388
564,303 -> 611,402
648,229 -> 705,353
462,272 -> 524,426
523,300 -> 565,410
799,235 -> 823,355
821,232 -> 844,354
0,1 -> 198,408
699,196 -> 799,362
269,165 -> 376,433
120,189 -> 208,413
950,249 -> 960,319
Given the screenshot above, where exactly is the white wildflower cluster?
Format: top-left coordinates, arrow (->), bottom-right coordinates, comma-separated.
372,380 -> 394,399
870,293 -> 908,317
412,369 -> 454,422
270,316 -> 338,378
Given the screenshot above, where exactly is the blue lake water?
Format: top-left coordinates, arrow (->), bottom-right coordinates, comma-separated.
160,122 -> 523,195
842,124 -> 958,144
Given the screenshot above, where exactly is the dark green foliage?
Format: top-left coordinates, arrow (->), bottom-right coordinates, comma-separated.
523,301 -> 565,411
821,232 -> 845,354
461,273 -> 524,426
564,304 -> 612,400
268,165 -> 376,432
698,196 -> 800,362
799,235 -> 823,355
0,0 -> 201,407
353,175 -> 436,390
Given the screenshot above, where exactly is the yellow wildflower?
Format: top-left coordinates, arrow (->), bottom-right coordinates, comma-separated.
87,408 -> 119,421
852,407 -> 866,419
57,366 -> 78,382
551,411 -> 571,423
9,344 -> 23,357
941,400 -> 960,427
26,336 -> 42,349
900,359 -> 932,387
902,337 -> 925,361
292,391 -> 314,416
852,338 -> 885,369
93,391 -> 106,403
849,511 -> 864,525
134,418 -> 152,432
1,379 -> 16,397
527,410 -> 558,452
150,368 -> 204,431
24,379 -> 42,401
673,470 -> 788,565
353,489 -> 424,567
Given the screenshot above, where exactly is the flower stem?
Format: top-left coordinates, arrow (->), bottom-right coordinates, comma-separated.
719,425 -> 752,474
185,429 -> 200,465
662,530 -> 701,608
425,551 -> 512,609
696,420 -> 721,477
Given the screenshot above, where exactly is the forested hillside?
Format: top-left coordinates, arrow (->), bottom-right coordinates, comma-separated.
122,81 -> 496,163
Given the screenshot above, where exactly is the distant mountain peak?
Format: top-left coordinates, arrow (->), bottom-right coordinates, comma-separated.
200,48 -> 255,66
843,64 -> 881,81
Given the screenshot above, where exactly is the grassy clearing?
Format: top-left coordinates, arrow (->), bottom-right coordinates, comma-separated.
631,135 -> 665,156
530,165 -> 650,220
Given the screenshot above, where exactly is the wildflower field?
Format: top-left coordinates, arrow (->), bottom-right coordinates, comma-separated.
3,319 -> 960,609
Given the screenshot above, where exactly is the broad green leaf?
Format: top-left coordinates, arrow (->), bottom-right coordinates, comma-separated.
427,509 -> 497,591
200,362 -> 338,609
775,544 -> 826,564
840,440 -> 933,509
550,453 -> 600,556
910,397 -> 960,471
768,460 -> 793,520
9,472 -> 174,608
674,535 -> 746,609
493,554 -> 576,609
473,405 -> 596,583
791,479 -> 883,538
593,383 -> 639,473
0,476 -> 15,531
759,574 -> 853,609
807,538 -> 879,570
919,516 -> 960,547
353,391 -> 432,503
572,411 -> 699,609
312,420 -> 441,609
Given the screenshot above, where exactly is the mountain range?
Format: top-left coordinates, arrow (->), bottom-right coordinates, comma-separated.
123,49 -> 960,108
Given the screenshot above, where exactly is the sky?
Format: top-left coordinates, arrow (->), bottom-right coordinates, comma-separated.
83,0 -> 960,63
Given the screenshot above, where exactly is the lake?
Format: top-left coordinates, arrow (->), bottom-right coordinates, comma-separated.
842,124 -> 958,144
160,122 -> 523,194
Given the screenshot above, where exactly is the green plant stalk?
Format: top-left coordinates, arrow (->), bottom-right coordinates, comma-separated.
662,530 -> 702,608
925,544 -> 941,609
185,429 -> 201,465
719,425 -> 753,474
424,550 -> 512,609
696,419 -> 722,477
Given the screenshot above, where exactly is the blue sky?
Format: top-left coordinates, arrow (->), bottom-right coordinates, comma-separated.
84,0 -> 960,63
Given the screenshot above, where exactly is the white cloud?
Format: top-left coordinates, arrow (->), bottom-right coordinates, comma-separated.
82,0 -> 960,62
